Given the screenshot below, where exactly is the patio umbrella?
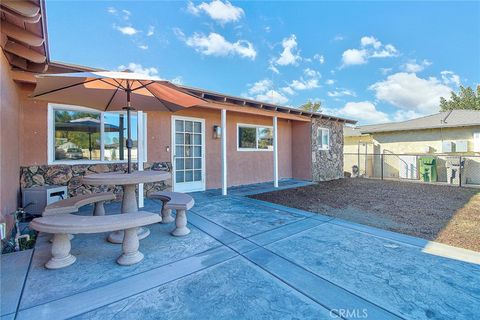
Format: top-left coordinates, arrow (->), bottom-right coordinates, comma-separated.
32,71 -> 204,172
55,117 -> 121,160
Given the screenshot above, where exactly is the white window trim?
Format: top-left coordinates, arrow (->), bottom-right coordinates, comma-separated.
317,127 -> 330,151
48,103 -> 147,165
236,123 -> 274,152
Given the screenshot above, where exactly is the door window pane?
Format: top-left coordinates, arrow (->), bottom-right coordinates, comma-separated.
176,171 -> 184,183
54,110 -> 101,161
194,158 -> 202,169
185,158 -> 193,169
185,146 -> 192,157
194,170 -> 202,181
175,133 -> 184,144
238,127 -> 256,149
175,120 -> 184,132
194,122 -> 201,133
193,134 -> 201,145
175,158 -> 184,170
185,133 -> 192,145
175,146 -> 184,157
185,121 -> 193,133
185,170 -> 193,182
193,146 -> 202,157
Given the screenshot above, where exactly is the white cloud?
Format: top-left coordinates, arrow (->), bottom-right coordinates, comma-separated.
369,72 -> 452,114
342,36 -> 398,67
333,35 -> 344,41
440,70 -> 461,87
256,90 -> 289,105
325,79 -> 335,85
275,34 -> 301,66
117,63 -> 159,77
138,44 -> 148,50
147,26 -> 155,37
247,79 -> 289,105
107,7 -> 130,20
180,31 -> 256,59
187,0 -> 244,24
107,7 -> 117,14
121,9 -> 131,20
171,76 -> 183,85
401,59 -> 432,73
341,49 -> 367,66
361,36 -> 381,49
268,62 -> 280,74
392,110 -> 423,122
325,101 -> 390,124
285,68 -> 321,91
281,86 -> 295,95
380,67 -> 393,75
327,88 -> 356,97
313,54 -> 325,64
115,25 -> 139,36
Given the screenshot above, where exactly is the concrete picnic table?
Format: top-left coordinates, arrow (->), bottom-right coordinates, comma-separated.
82,171 -> 171,243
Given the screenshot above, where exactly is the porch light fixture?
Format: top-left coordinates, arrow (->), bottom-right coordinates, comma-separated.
213,125 -> 222,139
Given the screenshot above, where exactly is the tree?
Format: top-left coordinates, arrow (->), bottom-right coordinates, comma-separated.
440,85 -> 480,111
299,100 -> 322,113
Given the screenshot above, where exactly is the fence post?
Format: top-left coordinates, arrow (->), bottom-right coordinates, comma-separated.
459,156 -> 462,187
381,153 -> 384,180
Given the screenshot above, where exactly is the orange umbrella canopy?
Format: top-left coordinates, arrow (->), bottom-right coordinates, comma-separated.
31,70 -> 205,173
31,71 -> 204,112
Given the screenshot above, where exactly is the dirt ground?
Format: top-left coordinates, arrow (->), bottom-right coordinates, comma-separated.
250,178 -> 480,252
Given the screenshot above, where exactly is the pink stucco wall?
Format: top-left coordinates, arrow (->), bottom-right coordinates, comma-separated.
1,54 -> 21,229
147,107 -> 295,189
19,102 -> 305,190
291,121 -> 312,180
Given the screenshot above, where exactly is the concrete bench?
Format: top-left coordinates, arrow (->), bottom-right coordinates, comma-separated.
29,212 -> 161,269
43,192 -> 116,216
149,191 -> 195,237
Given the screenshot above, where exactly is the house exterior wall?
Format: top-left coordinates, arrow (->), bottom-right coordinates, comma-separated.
291,121 -> 312,180
1,54 -> 22,229
311,118 -> 344,181
344,127 -> 480,184
18,102 -> 299,194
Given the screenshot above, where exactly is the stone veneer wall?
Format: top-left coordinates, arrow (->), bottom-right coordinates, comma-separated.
311,118 -> 344,181
20,162 -> 172,200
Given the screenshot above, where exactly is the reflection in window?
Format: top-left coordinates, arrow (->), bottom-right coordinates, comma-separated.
54,110 -> 101,161
103,113 -> 138,161
238,125 -> 273,151
51,105 -> 145,163
317,128 -> 330,150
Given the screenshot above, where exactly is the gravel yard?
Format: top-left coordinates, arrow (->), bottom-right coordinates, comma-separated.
250,178 -> 480,252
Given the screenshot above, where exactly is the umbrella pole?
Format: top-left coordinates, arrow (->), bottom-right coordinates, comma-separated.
125,88 -> 134,173
88,133 -> 92,160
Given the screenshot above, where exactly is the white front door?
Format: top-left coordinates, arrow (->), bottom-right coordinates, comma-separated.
172,116 -> 206,192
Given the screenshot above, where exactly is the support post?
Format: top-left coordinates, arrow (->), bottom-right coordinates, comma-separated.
273,115 -> 278,188
221,109 -> 227,195
137,111 -> 144,208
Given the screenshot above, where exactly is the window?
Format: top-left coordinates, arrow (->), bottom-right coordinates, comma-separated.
237,124 -> 273,151
317,128 -> 330,150
474,133 -> 480,152
49,104 -> 147,164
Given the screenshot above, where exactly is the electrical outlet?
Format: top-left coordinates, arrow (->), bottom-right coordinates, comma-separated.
0,222 -> 6,240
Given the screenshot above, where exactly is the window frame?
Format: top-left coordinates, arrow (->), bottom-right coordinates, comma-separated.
317,127 -> 330,151
48,103 -> 148,165
236,123 -> 274,152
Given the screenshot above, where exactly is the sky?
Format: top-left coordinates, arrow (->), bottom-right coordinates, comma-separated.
46,1 -> 480,125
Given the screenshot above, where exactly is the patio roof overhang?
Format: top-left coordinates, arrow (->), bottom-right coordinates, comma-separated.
182,85 -> 357,125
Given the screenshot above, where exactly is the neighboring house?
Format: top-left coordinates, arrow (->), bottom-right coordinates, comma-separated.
0,2 -> 355,230
344,110 -> 480,185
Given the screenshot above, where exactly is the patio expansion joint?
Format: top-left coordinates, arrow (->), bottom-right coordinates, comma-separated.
16,245 -> 239,320
14,247 -> 35,318
242,246 -> 406,320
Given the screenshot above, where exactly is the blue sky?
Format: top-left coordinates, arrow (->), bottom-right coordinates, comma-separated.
46,1 -> 480,124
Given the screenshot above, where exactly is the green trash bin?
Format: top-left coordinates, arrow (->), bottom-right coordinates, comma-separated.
419,156 -> 437,182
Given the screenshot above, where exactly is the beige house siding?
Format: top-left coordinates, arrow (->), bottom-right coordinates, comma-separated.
344,126 -> 480,185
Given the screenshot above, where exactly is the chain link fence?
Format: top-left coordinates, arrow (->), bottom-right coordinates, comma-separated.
344,152 -> 480,187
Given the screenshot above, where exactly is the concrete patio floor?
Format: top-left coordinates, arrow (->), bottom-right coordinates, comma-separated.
2,179 -> 479,320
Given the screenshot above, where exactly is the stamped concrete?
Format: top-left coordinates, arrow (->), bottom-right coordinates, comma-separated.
5,179 -> 480,319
